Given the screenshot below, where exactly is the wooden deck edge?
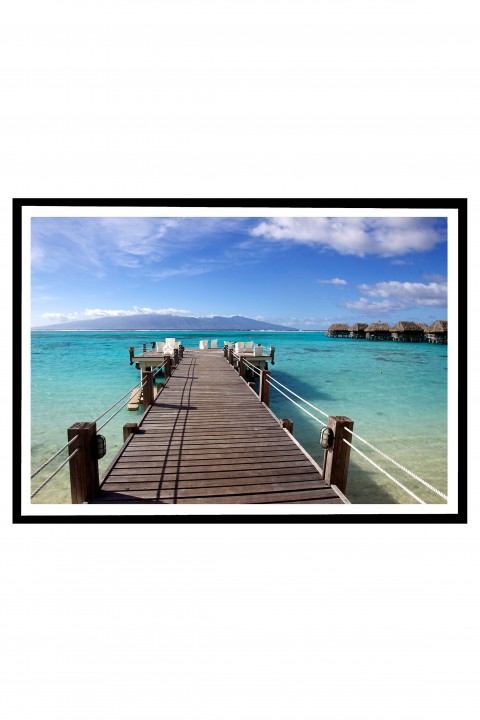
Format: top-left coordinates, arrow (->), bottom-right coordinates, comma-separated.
330,485 -> 350,504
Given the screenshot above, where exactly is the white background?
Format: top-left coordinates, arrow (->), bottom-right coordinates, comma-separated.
1,2 -> 477,719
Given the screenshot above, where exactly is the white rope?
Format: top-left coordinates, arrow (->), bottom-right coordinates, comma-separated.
343,427 -> 447,500
266,375 -> 330,419
97,393 -> 140,432
30,435 -> 80,479
343,438 -> 425,504
266,378 -> 327,427
31,448 -> 79,499
93,375 -> 148,424
243,359 -> 261,375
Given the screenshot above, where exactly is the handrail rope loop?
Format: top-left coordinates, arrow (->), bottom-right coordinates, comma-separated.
30,435 -> 80,479
342,438 -> 425,504
31,448 -> 80,499
343,427 -> 447,500
265,377 -> 327,427
265,375 -> 330,419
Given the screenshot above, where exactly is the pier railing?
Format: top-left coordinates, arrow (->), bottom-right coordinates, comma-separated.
232,352 -> 447,504
30,359 -> 170,503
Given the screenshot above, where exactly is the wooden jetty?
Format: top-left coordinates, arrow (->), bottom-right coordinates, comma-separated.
84,349 -> 348,505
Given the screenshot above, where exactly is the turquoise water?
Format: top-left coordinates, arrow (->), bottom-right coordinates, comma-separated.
30,331 -> 448,504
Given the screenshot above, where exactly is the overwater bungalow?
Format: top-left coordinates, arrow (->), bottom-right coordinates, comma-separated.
390,321 -> 426,342
349,322 -> 368,339
426,320 -> 448,344
365,321 -> 391,340
326,323 -> 351,338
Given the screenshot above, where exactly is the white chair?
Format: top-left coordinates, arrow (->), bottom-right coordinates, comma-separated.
211,339 -> 218,348
199,340 -> 208,349
165,337 -> 176,345
156,342 -> 166,352
253,345 -> 263,356
235,342 -> 245,352
245,341 -> 254,351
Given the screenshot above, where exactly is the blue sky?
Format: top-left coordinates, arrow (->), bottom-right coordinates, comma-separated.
30,216 -> 448,329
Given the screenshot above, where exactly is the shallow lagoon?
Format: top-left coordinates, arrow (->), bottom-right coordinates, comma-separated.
30,331 -> 448,504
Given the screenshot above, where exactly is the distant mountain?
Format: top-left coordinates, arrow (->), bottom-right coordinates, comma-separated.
33,314 -> 299,332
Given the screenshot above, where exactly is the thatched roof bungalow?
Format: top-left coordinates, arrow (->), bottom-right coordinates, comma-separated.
326,323 -> 351,338
426,320 -> 448,344
391,321 -> 426,342
365,321 -> 391,340
349,322 -> 368,339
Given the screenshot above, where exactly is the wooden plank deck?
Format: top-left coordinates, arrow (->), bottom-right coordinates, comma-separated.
93,349 -> 345,504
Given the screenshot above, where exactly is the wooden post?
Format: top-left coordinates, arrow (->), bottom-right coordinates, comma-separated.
229,348 -> 234,366
224,345 -> 228,358
143,370 -> 154,409
143,343 -> 147,353
270,346 -> 276,365
129,346 -> 135,365
151,342 -> 155,349
123,423 -> 138,442
68,422 -> 100,504
280,418 -> 294,434
259,369 -> 270,406
179,344 -> 184,358
322,415 -> 354,493
173,348 -> 179,366
165,356 -> 171,379
239,356 -> 246,379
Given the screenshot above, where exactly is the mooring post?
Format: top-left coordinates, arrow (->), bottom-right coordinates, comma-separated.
322,415 -> 354,493
129,346 -> 135,365
151,341 -> 155,349
229,348 -> 234,366
143,370 -> 154,408
280,418 -> 294,434
224,345 -> 228,358
179,344 -> 184,359
67,422 -> 100,504
259,369 -> 270,406
239,355 -> 246,379
165,356 -> 172,378
143,343 -> 147,353
123,423 -> 138,442
270,346 -> 276,365
173,348 -> 179,366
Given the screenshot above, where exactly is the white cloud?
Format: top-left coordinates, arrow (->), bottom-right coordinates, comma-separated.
84,307 -> 192,318
41,312 -> 80,323
318,277 -> 347,285
251,217 -> 446,257
344,280 -> 447,313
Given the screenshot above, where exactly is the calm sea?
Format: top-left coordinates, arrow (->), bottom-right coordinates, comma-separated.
29,331 -> 448,504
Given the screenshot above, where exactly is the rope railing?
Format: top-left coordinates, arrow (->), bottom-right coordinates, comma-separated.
265,377 -> 327,427
266,375 -> 330,419
342,437 -> 426,504
262,372 -> 445,503
242,358 -> 261,376
31,435 -> 80,479
343,427 -> 448,501
93,375 -> 149,424
31,447 -> 79,499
